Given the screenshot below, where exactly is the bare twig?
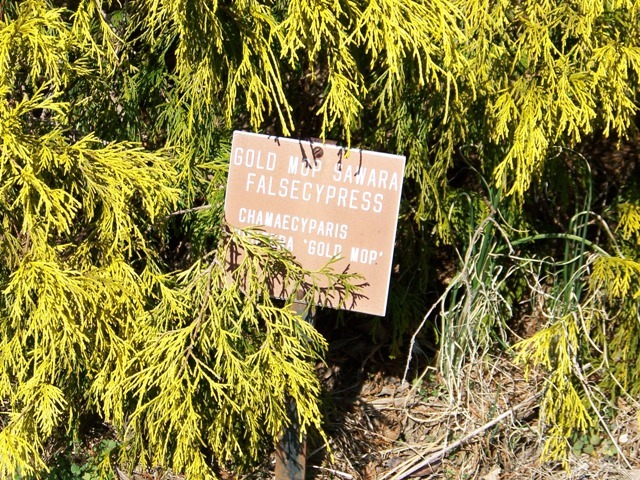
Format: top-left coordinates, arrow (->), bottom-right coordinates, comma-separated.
572,358 -> 633,470
167,204 -> 213,217
311,466 -> 354,480
402,280 -> 459,383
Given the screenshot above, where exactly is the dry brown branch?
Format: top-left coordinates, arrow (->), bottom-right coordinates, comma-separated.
311,465 -> 355,479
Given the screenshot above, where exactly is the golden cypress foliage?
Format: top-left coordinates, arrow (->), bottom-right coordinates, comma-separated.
136,0 -> 640,234
0,1 -> 177,476
618,202 -> 640,244
515,315 -> 594,466
0,2 -> 360,477
3,0 -> 640,477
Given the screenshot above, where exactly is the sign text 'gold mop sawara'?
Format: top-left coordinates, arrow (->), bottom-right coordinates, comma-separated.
224,131 -> 405,316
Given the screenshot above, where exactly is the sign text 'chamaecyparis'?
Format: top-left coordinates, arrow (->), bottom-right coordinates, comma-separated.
224,131 -> 405,316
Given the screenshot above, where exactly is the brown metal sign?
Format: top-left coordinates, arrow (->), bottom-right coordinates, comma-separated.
224,131 -> 405,316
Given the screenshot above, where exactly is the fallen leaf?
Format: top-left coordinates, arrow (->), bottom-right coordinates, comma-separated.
481,466 -> 501,480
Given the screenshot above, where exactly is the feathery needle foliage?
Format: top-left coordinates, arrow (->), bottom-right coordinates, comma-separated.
3,0 -> 640,477
0,1 -> 360,477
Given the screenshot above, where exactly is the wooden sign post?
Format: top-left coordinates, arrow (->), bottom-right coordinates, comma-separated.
224,131 -> 405,478
274,299 -> 311,480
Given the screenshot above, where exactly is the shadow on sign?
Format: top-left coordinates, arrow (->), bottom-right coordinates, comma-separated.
225,227 -> 369,311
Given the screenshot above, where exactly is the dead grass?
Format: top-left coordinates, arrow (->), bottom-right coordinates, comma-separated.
306,348 -> 640,480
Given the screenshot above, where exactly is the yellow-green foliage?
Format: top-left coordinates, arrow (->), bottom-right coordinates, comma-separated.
515,315 -> 594,466
591,256 -> 640,397
93,228 -> 360,478
142,0 -> 640,240
0,1 -> 176,476
137,0 -> 640,219
513,252 -> 640,464
592,256 -> 640,299
4,0 -> 640,477
618,202 -> 640,245
0,1 -> 359,478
